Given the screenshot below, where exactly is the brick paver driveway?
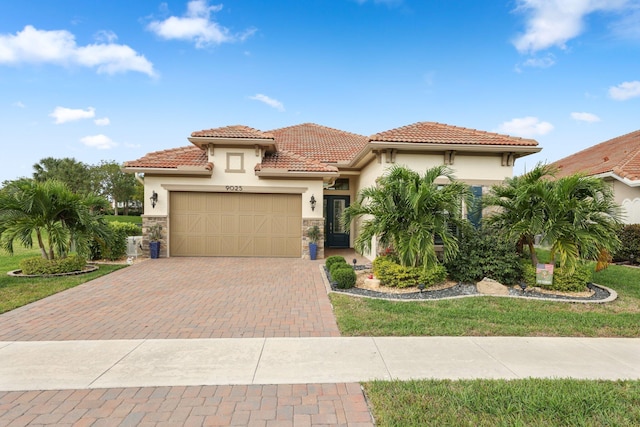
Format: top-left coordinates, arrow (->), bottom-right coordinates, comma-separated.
0,257 -> 340,341
0,257 -> 376,426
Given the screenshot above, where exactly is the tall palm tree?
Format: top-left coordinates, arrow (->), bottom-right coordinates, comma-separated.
343,165 -> 470,269
0,179 -> 111,259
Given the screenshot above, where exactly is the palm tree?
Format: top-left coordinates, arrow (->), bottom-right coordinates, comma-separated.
343,165 -> 470,269
0,179 -> 111,260
484,163 -> 622,271
483,163 -> 555,266
543,172 -> 622,272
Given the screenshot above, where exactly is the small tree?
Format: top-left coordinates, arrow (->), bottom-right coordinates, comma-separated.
0,179 -> 111,260
343,165 -> 470,269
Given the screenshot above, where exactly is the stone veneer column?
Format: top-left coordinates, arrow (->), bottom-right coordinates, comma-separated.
141,216 -> 168,258
302,218 -> 325,260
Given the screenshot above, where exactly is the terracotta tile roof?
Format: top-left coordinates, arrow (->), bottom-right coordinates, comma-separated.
370,121 -> 539,147
552,129 -> 640,180
268,123 -> 369,164
191,125 -> 274,139
256,150 -> 339,173
123,146 -> 211,170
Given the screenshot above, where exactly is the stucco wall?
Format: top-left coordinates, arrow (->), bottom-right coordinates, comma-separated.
612,179 -> 640,224
352,152 -> 515,260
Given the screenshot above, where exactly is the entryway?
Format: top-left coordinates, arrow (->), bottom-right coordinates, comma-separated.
324,195 -> 350,248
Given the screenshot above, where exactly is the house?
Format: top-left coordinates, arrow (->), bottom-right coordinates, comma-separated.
123,121 -> 540,259
551,129 -> 640,224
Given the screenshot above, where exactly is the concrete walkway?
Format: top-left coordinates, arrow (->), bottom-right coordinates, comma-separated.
2,337 -> 639,392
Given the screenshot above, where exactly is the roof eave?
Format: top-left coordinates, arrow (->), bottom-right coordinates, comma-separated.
593,171 -> 640,187
122,166 -> 213,176
255,170 -> 339,179
368,140 -> 541,153
188,136 -> 276,151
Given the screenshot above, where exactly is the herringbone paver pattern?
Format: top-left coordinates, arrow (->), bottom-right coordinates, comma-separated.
0,257 -> 339,341
0,383 -> 374,426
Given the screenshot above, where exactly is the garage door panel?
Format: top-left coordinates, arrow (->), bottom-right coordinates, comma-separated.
171,192 -> 301,257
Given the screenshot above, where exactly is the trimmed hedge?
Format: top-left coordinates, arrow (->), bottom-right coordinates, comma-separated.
332,266 -> 356,289
20,254 -> 87,275
521,260 -> 593,292
373,256 -> 447,288
329,260 -> 350,277
613,224 -> 640,264
90,221 -> 141,261
445,225 -> 522,285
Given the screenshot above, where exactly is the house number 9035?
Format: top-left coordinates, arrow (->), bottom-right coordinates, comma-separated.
225,186 -> 243,192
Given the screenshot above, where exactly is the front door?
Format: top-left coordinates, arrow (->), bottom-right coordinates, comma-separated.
324,195 -> 350,248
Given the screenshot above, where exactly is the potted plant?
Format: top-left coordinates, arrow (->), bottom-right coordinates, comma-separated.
148,223 -> 162,259
307,225 -> 321,260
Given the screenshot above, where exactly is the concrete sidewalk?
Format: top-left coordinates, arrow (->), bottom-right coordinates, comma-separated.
2,337 -> 639,392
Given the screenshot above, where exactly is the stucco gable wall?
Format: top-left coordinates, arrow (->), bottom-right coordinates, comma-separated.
611,179 -> 640,224
142,145 -> 324,219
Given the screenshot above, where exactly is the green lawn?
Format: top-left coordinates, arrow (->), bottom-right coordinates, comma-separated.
104,215 -> 142,225
330,263 -> 640,337
364,379 -> 640,426
0,244 -> 127,314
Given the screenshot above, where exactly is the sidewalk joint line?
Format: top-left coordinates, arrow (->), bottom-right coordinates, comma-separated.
371,337 -> 393,380
251,337 -> 267,384
469,337 -> 520,378
86,339 -> 148,388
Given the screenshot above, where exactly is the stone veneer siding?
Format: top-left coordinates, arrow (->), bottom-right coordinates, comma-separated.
302,218 -> 325,260
142,215 -> 168,258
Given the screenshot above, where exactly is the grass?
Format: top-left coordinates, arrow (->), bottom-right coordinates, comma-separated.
330,262 -> 640,337
363,379 -> 640,426
0,244 -> 127,314
104,215 -> 142,225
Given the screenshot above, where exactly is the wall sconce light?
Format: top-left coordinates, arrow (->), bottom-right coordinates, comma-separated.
310,195 -> 316,211
150,191 -> 158,209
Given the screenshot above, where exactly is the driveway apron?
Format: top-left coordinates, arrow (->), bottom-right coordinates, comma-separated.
0,257 -> 340,341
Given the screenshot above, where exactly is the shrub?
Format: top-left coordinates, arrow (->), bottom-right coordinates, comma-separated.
20,254 -> 87,275
89,221 -> 140,261
521,260 -> 592,292
445,225 -> 522,285
373,256 -> 447,288
332,266 -> 356,289
613,224 -> 640,264
325,255 -> 347,270
329,260 -> 350,277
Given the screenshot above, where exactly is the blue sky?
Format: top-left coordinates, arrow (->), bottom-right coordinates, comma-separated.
1,0 -> 639,183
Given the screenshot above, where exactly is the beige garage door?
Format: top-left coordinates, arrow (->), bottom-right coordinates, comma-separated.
170,192 -> 302,257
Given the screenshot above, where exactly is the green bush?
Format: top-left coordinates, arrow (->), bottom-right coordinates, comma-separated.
20,254 -> 87,275
89,221 -> 140,261
325,255 -> 347,270
521,260 -> 592,292
373,256 -> 447,288
329,260 -> 350,277
332,266 -> 356,289
445,225 -> 522,285
613,224 -> 640,264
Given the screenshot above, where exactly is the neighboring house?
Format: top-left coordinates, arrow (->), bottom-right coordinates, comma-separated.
123,122 -> 540,259
551,129 -> 640,224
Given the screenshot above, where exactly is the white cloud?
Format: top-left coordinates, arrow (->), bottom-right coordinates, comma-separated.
249,94 -> 285,111
497,116 -> 554,138
50,106 -> 95,124
571,112 -> 601,122
512,0 -> 629,53
147,0 -> 255,48
13,101 -> 25,108
80,134 -> 117,149
609,80 -> 640,100
0,25 -> 155,76
522,54 -> 556,68
94,117 -> 110,126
